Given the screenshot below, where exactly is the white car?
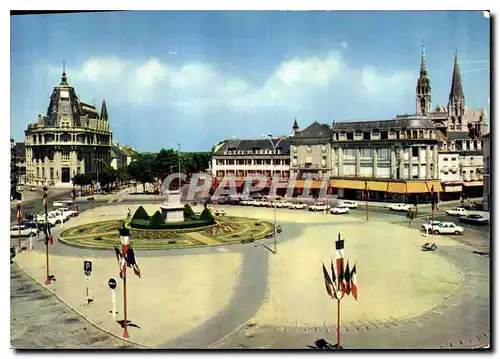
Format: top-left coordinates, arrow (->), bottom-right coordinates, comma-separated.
57,207 -> 79,217
275,201 -> 292,208
445,207 -> 467,217
389,203 -> 411,212
10,225 -> 39,237
431,222 -> 464,235
308,203 -> 329,212
36,212 -> 58,227
289,202 -> 307,210
53,199 -> 74,208
51,209 -> 72,222
46,211 -> 67,225
421,221 -> 442,232
330,206 -> 350,214
338,200 -> 358,209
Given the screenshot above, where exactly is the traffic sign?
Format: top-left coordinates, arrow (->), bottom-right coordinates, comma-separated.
108,278 -> 117,290
84,260 -> 92,276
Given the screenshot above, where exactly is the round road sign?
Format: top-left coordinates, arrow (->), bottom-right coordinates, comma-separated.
108,278 -> 117,290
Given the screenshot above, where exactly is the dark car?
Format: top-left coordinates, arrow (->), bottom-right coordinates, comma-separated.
459,214 -> 489,226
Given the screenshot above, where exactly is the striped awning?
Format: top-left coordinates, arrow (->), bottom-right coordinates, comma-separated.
463,181 -> 483,187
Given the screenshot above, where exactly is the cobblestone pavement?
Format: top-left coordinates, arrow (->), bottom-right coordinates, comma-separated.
10,263 -> 142,350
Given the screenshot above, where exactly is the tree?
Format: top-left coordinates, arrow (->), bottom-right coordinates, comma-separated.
152,149 -> 178,180
72,174 -> 85,196
100,166 -> 117,190
117,167 -> 130,186
127,154 -> 154,193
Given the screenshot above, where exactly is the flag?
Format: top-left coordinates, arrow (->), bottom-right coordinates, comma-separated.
322,262 -> 335,299
119,226 -> 130,255
344,261 -> 351,295
119,257 -> 127,279
350,264 -> 358,300
330,258 -> 336,283
113,245 -> 122,263
43,192 -> 48,213
17,202 -> 23,223
126,247 -> 141,278
335,235 -> 345,283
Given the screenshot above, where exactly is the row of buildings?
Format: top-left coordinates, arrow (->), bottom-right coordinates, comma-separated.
16,69 -> 136,188
211,50 -> 489,205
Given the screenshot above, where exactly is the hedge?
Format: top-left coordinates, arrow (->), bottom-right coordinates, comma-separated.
149,210 -> 166,228
184,204 -> 196,219
130,218 -> 215,230
132,205 -> 150,221
200,208 -> 215,222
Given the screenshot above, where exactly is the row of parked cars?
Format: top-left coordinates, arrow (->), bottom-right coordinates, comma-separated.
228,196 -> 359,215
10,200 -> 79,238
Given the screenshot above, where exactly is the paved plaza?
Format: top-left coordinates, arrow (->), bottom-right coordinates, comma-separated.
10,199 -> 490,349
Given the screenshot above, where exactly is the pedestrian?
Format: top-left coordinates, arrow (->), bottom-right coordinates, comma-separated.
126,208 -> 131,220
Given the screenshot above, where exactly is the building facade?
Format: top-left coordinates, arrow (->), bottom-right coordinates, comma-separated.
111,143 -> 137,170
482,133 -> 490,211
24,70 -> 112,187
211,138 -> 291,180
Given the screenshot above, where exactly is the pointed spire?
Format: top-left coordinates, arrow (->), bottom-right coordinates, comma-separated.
100,100 -> 108,121
449,51 -> 464,102
293,117 -> 299,130
60,60 -> 68,86
420,43 -> 427,74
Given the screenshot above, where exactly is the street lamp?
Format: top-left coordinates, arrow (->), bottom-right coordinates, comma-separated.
263,133 -> 290,255
95,158 -> 106,194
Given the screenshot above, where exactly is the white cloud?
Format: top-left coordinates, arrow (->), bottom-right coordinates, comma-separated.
43,49 -> 414,117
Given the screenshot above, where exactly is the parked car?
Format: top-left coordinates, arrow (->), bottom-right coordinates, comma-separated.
289,202 -> 307,210
53,199 -> 74,208
330,206 -> 350,215
432,222 -> 464,235
445,207 -> 467,217
389,203 -> 411,212
338,200 -> 358,209
57,207 -> 79,218
421,220 -> 442,232
275,201 -> 292,208
10,225 -> 38,237
36,212 -> 57,227
459,214 -> 489,225
51,209 -> 72,222
309,203 -> 329,212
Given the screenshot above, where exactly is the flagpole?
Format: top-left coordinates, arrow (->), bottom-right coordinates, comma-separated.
337,297 -> 341,348
123,264 -> 129,338
43,187 -> 51,285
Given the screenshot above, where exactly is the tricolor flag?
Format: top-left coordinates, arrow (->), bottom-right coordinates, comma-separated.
126,247 -> 141,278
344,261 -> 351,296
350,264 -> 358,300
17,202 -> 23,223
322,262 -> 335,299
335,235 -> 345,283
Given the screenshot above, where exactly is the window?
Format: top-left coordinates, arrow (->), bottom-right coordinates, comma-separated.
307,145 -> 312,153
322,156 -> 327,167
412,147 -> 419,157
255,159 -> 262,165
443,157 -> 449,161
37,168 -> 39,178
381,131 -> 388,140
346,132 -> 354,140
377,148 -> 390,159
419,130 -> 424,139
344,148 -> 355,157
363,132 -> 370,140
50,168 -> 54,179
360,148 -> 371,157
42,168 -> 45,179
292,157 -> 298,166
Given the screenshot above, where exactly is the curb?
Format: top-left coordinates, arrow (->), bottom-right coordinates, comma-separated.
11,261 -> 151,349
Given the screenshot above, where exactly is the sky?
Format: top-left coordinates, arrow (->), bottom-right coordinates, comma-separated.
11,10 -> 490,152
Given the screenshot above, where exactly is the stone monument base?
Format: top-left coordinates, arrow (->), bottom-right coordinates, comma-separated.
160,190 -> 185,223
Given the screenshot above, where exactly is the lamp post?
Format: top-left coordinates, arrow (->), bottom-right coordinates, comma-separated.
264,133 -> 289,255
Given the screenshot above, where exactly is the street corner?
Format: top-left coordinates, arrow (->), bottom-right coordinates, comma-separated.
13,250 -> 244,347
252,220 -> 463,327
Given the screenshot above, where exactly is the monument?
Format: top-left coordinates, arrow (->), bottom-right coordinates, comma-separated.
160,190 -> 185,223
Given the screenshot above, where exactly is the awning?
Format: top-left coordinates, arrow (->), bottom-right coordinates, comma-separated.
406,182 -> 429,193
366,181 -> 389,192
387,182 -> 407,194
330,179 -> 366,190
295,179 -> 328,189
444,185 -> 462,192
463,181 -> 483,187
423,181 -> 443,193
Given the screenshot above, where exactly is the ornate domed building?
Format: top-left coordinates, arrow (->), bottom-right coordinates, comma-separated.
24,68 -> 112,187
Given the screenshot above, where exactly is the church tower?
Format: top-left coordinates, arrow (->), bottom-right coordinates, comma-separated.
447,51 -> 466,131
416,45 -> 431,116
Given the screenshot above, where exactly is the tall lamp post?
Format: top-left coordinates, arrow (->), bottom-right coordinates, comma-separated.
264,133 -> 290,255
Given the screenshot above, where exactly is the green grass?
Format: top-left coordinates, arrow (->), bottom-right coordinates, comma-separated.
59,216 -> 274,250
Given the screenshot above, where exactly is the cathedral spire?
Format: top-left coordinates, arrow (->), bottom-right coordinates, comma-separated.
60,60 -> 68,86
420,43 -> 427,74
449,51 -> 464,103
416,44 -> 431,115
100,99 -> 108,121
